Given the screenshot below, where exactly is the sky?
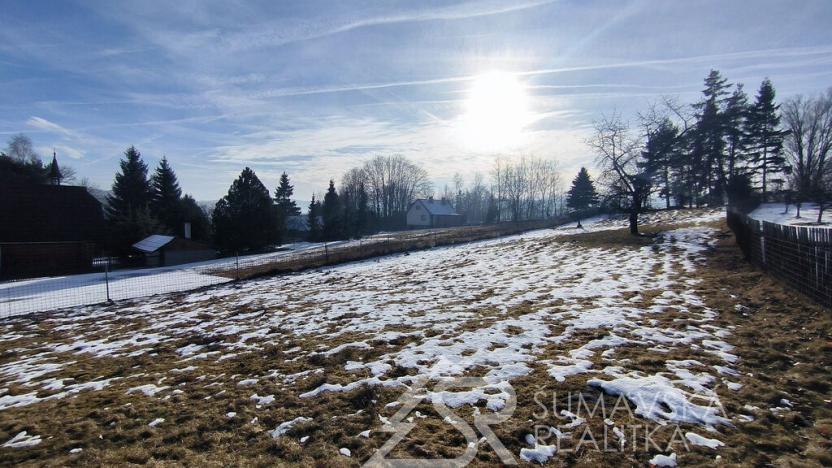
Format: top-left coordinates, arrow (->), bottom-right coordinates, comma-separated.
1,0 -> 832,203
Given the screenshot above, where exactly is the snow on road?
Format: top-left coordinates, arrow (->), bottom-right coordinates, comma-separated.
0,208 -> 735,459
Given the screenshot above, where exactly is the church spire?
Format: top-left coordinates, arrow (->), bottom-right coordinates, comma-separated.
48,150 -> 63,185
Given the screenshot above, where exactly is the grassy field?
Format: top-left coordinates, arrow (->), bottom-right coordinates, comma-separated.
0,209 -> 829,466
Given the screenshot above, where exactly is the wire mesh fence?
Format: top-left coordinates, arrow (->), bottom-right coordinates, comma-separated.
0,217 -> 568,318
727,208 -> 832,308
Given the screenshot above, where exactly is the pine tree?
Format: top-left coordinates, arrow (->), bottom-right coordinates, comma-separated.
641,119 -> 681,209
106,146 -> 151,220
307,195 -> 321,242
180,195 -> 211,242
747,79 -> 789,201
106,146 -> 157,255
566,167 -> 599,218
211,167 -> 279,253
322,180 -> 343,241
724,84 -> 751,182
274,172 -> 301,216
485,194 -> 498,224
694,70 -> 732,205
149,156 -> 183,234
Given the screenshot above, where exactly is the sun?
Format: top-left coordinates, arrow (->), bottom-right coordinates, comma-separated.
457,71 -> 532,152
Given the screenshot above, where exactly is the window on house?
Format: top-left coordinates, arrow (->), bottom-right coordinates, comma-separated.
421,214 -> 427,221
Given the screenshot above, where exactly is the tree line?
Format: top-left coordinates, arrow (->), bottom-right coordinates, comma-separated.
588,70 -> 832,234
8,68 -> 827,254
0,134 -> 77,185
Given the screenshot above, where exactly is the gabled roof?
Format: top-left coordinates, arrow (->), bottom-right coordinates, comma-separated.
133,235 -> 175,253
412,198 -> 460,216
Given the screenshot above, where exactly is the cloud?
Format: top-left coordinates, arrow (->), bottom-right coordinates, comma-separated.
26,116 -> 72,136
137,0 -> 558,55
519,45 -> 832,78
36,144 -> 85,160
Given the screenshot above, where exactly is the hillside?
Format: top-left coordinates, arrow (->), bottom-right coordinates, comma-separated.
0,209 -> 829,466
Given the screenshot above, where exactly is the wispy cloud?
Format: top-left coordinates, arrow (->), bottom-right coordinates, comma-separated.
26,116 -> 72,136
2,1 -> 831,200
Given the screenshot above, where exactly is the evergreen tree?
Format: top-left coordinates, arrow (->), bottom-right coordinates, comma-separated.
724,84 -> 751,183
0,151 -> 47,185
307,195 -> 321,242
106,146 -> 151,220
641,119 -> 681,209
180,194 -> 211,242
274,172 -> 301,216
693,70 -> 732,205
322,180 -> 344,241
566,167 -> 599,214
747,79 -> 789,201
211,167 -> 279,253
106,146 -> 156,255
149,156 -> 183,234
485,194 -> 498,224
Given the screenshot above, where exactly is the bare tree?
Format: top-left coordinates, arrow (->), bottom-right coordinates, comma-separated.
488,156 -> 561,222
6,134 -> 39,163
352,155 -> 432,222
782,90 -> 832,222
588,114 -> 651,235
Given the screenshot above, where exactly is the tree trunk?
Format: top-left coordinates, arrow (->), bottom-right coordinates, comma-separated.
629,210 -> 639,235
818,201 -> 825,224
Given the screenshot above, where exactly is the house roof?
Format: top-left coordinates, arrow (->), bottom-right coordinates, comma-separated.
413,199 -> 460,216
133,235 -> 175,253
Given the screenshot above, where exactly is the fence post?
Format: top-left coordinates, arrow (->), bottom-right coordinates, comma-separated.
104,257 -> 111,303
235,252 -> 240,280
3,277 -> 9,319
760,236 -> 766,266
324,242 -> 329,264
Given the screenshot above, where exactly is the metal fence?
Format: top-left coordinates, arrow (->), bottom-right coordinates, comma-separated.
0,217 -> 568,318
727,208 -> 832,308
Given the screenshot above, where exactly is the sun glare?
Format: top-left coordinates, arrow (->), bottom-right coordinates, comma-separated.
457,71 -> 532,152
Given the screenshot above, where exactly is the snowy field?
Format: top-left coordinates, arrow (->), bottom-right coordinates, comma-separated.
0,232 -> 421,317
749,202 -> 829,226
0,211 -> 718,318
0,208 -> 765,466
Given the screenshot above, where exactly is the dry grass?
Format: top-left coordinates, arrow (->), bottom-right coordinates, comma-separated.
0,213 -> 830,466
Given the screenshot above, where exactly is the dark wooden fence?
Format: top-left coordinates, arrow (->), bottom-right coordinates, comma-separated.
727,209 -> 831,307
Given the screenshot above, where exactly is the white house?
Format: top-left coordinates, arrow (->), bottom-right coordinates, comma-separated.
406,198 -> 463,228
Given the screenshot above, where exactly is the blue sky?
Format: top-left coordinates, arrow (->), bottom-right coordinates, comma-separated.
2,0 -> 832,202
